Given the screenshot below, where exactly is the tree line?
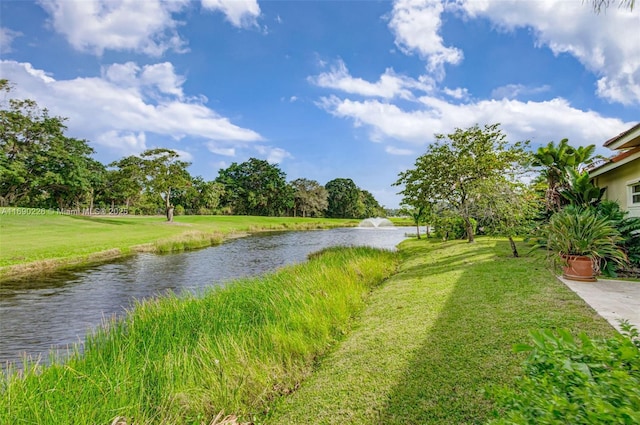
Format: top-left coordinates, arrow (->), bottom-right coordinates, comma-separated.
0,80 -> 385,221
394,123 -> 600,248
394,122 -> 640,278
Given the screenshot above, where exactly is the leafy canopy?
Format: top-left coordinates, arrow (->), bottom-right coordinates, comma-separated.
395,123 -> 530,242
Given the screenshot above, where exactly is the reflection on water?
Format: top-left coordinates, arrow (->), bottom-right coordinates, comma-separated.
0,227 -> 409,369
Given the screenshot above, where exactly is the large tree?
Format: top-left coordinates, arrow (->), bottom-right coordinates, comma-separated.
358,189 -> 385,219
106,155 -> 146,209
325,178 -> 361,218
178,176 -> 225,214
291,178 -> 328,217
140,148 -> 192,222
216,158 -> 293,216
36,136 -> 100,210
395,123 -> 530,243
472,179 -> 543,256
0,80 -> 99,209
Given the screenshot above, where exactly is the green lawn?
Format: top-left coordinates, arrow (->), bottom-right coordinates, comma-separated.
265,238 -> 615,424
0,220 -> 618,424
0,209 -> 357,277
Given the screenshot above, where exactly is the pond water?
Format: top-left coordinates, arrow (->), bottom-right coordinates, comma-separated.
0,227 -> 410,370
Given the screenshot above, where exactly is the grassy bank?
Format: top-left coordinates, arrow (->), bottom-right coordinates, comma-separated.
0,246 -> 398,424
0,235 -> 617,424
265,238 -> 615,424
0,209 -> 357,279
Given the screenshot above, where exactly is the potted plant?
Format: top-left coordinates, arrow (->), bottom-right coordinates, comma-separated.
543,207 -> 627,281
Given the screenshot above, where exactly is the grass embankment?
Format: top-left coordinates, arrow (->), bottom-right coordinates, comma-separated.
0,209 -> 358,279
0,246 -> 398,424
1,237 -> 616,424
265,238 -> 615,424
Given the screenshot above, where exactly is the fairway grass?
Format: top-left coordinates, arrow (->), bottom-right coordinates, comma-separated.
265,238 -> 615,424
0,209 -> 357,279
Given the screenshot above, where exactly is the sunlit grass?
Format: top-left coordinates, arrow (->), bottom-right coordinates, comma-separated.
0,231 -> 617,424
265,238 -> 615,424
0,246 -> 398,424
0,208 -> 357,277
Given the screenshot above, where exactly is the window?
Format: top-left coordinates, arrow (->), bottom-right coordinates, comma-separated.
633,183 -> 640,205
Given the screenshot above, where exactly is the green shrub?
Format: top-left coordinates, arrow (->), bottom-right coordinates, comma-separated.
434,216 -> 476,240
487,322 -> 640,424
174,205 -> 185,216
595,201 -> 640,274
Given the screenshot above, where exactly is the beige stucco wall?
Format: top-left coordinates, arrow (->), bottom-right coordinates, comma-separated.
592,158 -> 640,217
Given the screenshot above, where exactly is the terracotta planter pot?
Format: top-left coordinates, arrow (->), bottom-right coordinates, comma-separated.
561,254 -> 596,282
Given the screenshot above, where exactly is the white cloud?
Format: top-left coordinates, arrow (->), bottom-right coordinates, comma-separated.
254,145 -> 293,164
173,148 -> 194,162
0,27 -> 22,54
206,142 -> 236,157
97,131 -> 147,153
385,146 -> 414,155
456,0 -> 640,105
318,94 -> 632,153
140,63 -> 185,98
388,0 -> 463,79
102,62 -> 185,99
1,60 -> 264,156
442,87 -> 469,100
309,59 -> 434,100
201,0 -> 261,28
37,0 -> 188,56
491,84 -> 551,100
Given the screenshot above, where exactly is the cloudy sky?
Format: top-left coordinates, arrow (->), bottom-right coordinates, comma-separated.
1,0 -> 638,208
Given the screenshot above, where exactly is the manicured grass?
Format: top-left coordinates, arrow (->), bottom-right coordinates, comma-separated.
388,217 -> 414,226
0,246 -> 398,424
0,208 -> 357,278
265,238 -> 615,424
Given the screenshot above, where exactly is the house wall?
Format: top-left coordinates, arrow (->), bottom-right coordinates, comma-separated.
592,158 -> 640,217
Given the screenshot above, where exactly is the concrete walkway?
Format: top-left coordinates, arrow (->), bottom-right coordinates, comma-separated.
558,276 -> 640,333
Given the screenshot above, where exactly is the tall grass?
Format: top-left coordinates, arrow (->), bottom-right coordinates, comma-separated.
0,246 -> 398,424
154,231 -> 226,253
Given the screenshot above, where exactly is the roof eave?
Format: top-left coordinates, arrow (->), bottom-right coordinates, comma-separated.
589,149 -> 640,178
603,122 -> 640,150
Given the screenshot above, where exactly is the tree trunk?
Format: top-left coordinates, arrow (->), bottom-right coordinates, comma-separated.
464,216 -> 475,243
165,190 -> 173,222
508,235 -> 519,257
167,206 -> 174,222
415,223 -> 421,239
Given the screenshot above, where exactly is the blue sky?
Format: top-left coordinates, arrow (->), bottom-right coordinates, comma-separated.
1,0 -> 638,208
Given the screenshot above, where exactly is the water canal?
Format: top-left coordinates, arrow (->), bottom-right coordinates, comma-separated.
0,226 -> 410,370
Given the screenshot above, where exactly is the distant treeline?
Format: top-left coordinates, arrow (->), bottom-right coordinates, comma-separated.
0,79 -> 385,220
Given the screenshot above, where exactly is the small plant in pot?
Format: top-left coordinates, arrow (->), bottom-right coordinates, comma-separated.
543,207 -> 627,281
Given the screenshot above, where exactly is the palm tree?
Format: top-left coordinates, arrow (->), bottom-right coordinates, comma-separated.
531,139 -> 598,211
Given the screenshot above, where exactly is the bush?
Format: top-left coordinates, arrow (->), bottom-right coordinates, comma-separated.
174,205 -> 185,216
487,322 -> 640,424
434,216 -> 476,240
595,201 -> 640,275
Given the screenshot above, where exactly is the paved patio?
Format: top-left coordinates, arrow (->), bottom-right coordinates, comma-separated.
558,276 -> 640,333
